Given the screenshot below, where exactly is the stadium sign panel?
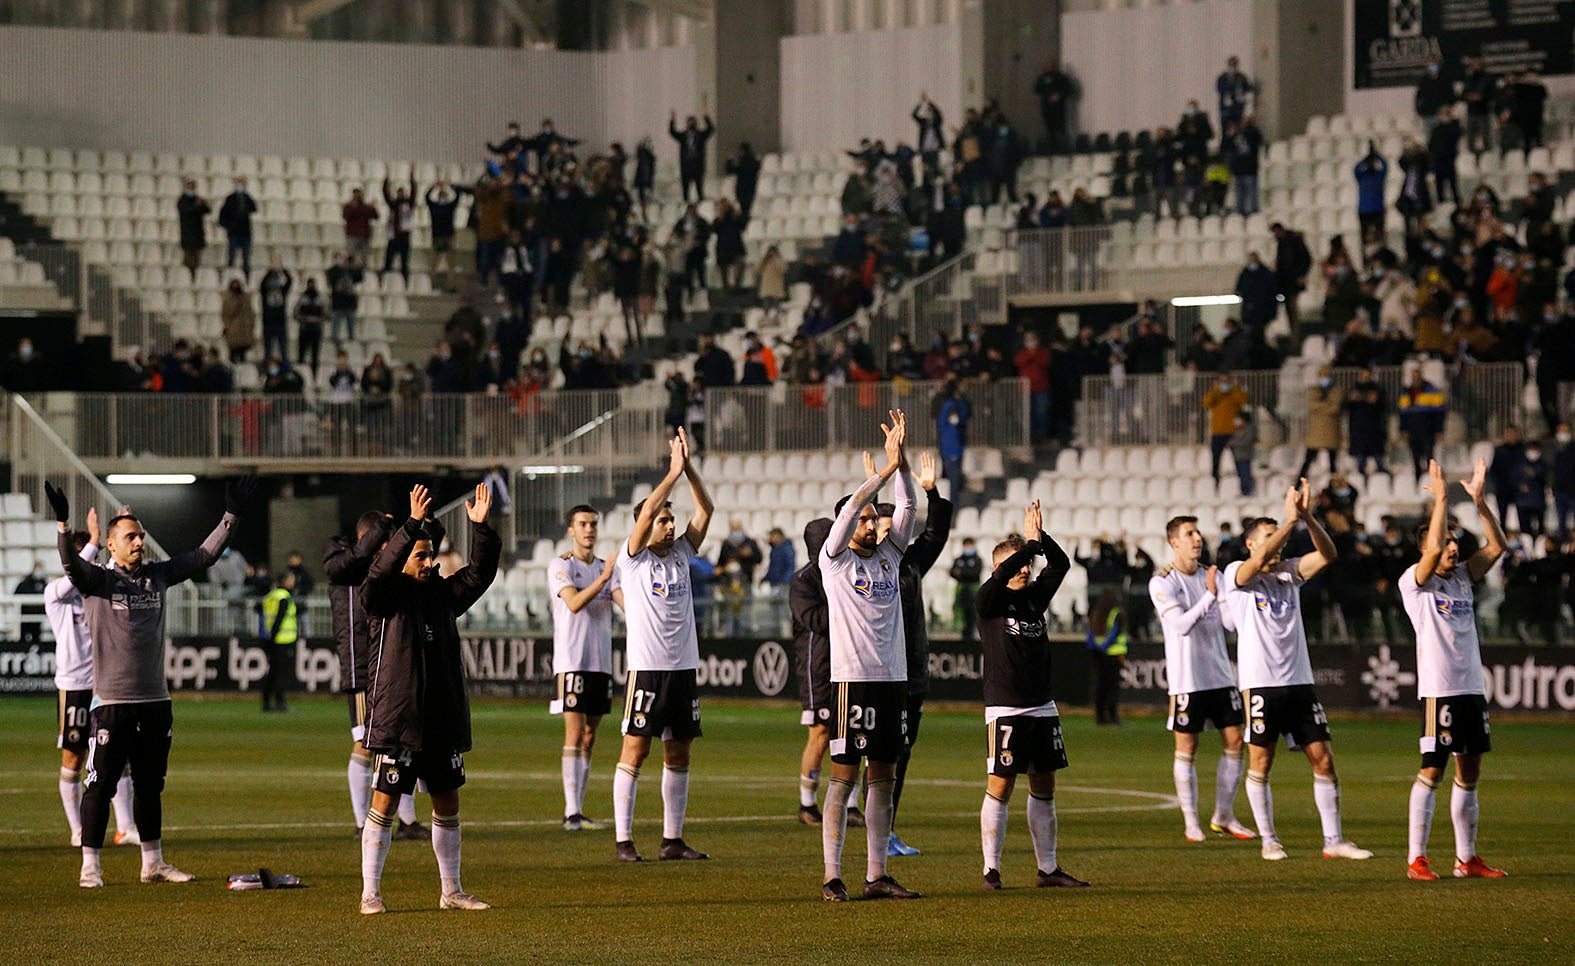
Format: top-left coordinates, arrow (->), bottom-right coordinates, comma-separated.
4,637 -> 1575,712
1353,0 -> 1575,88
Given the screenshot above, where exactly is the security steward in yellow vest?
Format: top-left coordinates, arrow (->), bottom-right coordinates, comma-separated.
260,573 -> 298,712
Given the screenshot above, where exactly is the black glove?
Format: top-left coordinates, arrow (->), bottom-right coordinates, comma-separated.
44,482 -> 69,524
225,475 -> 260,515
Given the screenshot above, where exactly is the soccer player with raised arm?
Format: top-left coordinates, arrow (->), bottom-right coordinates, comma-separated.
48,477 -> 255,888
1150,515 -> 1254,842
613,429 -> 713,863
549,504 -> 624,831
977,500 -> 1086,890
46,506 -> 137,848
1220,480 -> 1371,862
359,483 -> 500,914
817,410 -> 921,902
1401,459 -> 1508,881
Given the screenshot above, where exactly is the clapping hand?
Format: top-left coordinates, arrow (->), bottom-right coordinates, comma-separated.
1421,459 -> 1447,502
1204,565 -> 1219,596
1461,457 -> 1488,507
863,451 -> 878,479
87,506 -> 100,546
881,409 -> 907,470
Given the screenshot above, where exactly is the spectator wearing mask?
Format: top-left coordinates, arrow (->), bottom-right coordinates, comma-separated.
1428,107 -> 1462,205
1013,331 -> 1052,443
1460,57 -> 1497,153
258,260 -> 292,363
761,528 -> 795,597
1414,58 -> 1454,137
425,178 -> 465,291
1229,411 -> 1256,495
1298,365 -> 1343,477
1515,441 -> 1550,537
342,187 -> 378,264
326,253 -> 362,348
949,538 -> 983,641
1397,370 -> 1446,479
1235,251 -> 1277,331
670,110 -> 715,202
756,245 -> 786,314
1353,144 -> 1388,236
1270,223 -> 1312,332
326,351 -> 357,404
725,143 -> 761,218
218,177 -> 258,277
1323,253 -> 1361,332
712,199 -> 748,289
694,334 -> 736,388
381,175 -> 417,282
293,277 -> 327,377
675,204 -> 712,292
1552,423 -> 1575,534
1215,55 -> 1256,129
935,377 -> 971,503
221,278 -> 257,363
176,180 -> 210,280
1489,426 -> 1525,530
1342,368 -> 1389,476
739,332 -> 778,387
1202,372 -> 1248,484
1033,61 -> 1076,155
1225,115 -> 1264,215
1151,127 -> 1183,219
913,92 -> 946,168
1396,138 -> 1433,237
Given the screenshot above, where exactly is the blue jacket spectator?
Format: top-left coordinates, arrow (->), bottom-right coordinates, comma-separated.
1397,375 -> 1446,478
1354,148 -> 1387,231
762,529 -> 796,591
935,380 -> 971,504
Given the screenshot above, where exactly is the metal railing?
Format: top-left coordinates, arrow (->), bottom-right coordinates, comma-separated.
701,378 -> 1029,454
1075,362 -> 1526,450
1013,225 -> 1130,296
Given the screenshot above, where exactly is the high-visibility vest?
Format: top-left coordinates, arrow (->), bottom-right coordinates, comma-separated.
261,588 -> 298,645
1087,607 -> 1128,658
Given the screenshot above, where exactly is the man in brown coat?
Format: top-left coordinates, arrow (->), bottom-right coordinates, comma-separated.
221,277 -> 257,363
471,175 -> 512,285
1299,365 -> 1344,477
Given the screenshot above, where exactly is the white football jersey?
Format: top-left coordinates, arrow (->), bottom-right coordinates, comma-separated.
820,540 -> 906,683
1221,559 -> 1313,690
1149,567 -> 1234,695
617,540 -> 698,672
47,542 -> 99,692
1399,564 -> 1484,698
548,554 -> 620,675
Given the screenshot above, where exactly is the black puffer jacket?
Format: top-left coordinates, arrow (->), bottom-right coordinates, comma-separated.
893,488 -> 953,697
791,518 -> 833,712
323,516 -> 393,693
363,518 -> 498,755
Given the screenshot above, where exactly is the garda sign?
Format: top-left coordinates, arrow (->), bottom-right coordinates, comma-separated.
1353,0 -> 1575,89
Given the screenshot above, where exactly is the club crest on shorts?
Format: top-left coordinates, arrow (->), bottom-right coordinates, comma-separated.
1177,712 -> 1190,727
386,767 -> 400,785
855,734 -> 867,750
1439,730 -> 1451,747
566,694 -> 578,709
97,728 -> 109,745
68,728 -> 80,745
633,712 -> 647,729
818,707 -> 830,721
1000,751 -> 1014,767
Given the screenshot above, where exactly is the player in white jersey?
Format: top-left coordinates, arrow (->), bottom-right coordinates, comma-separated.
612,430 -> 713,863
1400,459 -> 1508,881
816,410 -> 921,902
46,507 -> 136,848
549,504 -> 624,831
1149,515 -> 1254,843
1220,480 -> 1372,862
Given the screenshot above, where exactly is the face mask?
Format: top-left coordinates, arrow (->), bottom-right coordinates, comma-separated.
1559,432 -> 1571,444
890,341 -> 903,352
578,349 -> 592,359
968,332 -> 981,343
18,346 -> 32,361
268,366 -> 280,376
439,351 -> 451,361
1024,338 -> 1039,349
962,548 -> 976,557
1528,450 -> 1542,461
1319,378 -> 1333,389
1428,65 -> 1440,75
488,351 -> 500,361
1372,267 -> 1385,278
1336,486 -> 1352,496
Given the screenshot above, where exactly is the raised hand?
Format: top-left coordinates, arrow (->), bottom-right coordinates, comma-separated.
881,409 -> 907,469
409,484 -> 431,521
1296,477 -> 1313,517
1421,459 -> 1447,501
225,474 -> 259,515
87,506 -> 100,546
1204,565 -> 1219,596
466,481 -> 491,523
1282,484 -> 1299,524
918,451 -> 938,492
44,481 -> 69,524
668,432 -> 686,478
677,426 -> 691,466
863,450 -> 878,479
1461,457 -> 1488,506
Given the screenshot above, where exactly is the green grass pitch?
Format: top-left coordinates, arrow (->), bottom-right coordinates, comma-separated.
0,696 -> 1571,964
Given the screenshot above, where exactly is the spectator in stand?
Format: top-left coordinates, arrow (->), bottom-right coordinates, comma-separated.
380,174 -> 417,282
761,527 -> 796,599
487,121 -> 525,159
342,187 -> 378,265
493,307 -> 528,382
695,334 -> 735,389
1396,138 -> 1433,239
662,369 -> 690,435
1183,324 -> 1222,372
954,108 -> 989,206
1218,316 -> 1254,371
675,203 -> 711,292
756,245 -> 786,316
1508,69 -> 1548,157
176,180 -> 210,280
424,177 -> 465,291
1299,365 -> 1344,477
521,118 -> 578,172
725,143 -> 761,218
1414,57 -> 1454,138
1489,426 -> 1525,529
670,110 -> 715,202
1397,369 -> 1447,480
1514,439 -> 1550,537
1201,153 -> 1230,216
1151,126 -> 1183,219
1229,410 -> 1256,496
1014,329 -> 1052,443
1225,115 -> 1263,216
293,277 -> 327,377
913,92 -> 945,170
326,351 -> 356,403
948,537 -> 982,641
1324,250 -> 1361,330
662,227 -> 689,327
1343,367 -> 1389,476
1177,100 -> 1213,210
1216,55 -> 1256,130
475,342 -> 504,391
740,332 -> 778,386
262,356 -> 304,394
221,277 -> 256,363
1461,57 -> 1497,154
633,137 -> 657,221
1270,222 -> 1311,332
935,376 -> 971,504
426,340 -> 464,394
258,259 -> 292,363
840,163 -> 872,217
1235,251 -> 1277,331
1552,423 -> 1575,534
1353,142 -> 1388,237
886,333 -> 922,382
986,116 -> 1022,204
712,199 -> 748,289
361,352 -> 392,403
1127,310 -> 1173,375
471,172 -> 511,285
1428,107 -> 1461,206
607,236 -> 643,349
1034,61 -> 1076,154
1203,372 -> 1248,485
325,253 -> 362,349
218,176 -> 258,277
498,229 -> 534,322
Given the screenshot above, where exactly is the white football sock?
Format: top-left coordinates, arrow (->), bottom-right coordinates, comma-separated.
81,846 -> 100,877
613,763 -> 639,843
397,793 -> 417,825
360,808 -> 394,898
1213,749 -> 1244,824
1408,776 -> 1438,863
575,753 -> 591,814
821,777 -> 852,882
1245,771 -> 1276,841
661,765 -> 689,840
348,752 -> 372,828
980,793 -> 1008,873
139,839 -> 163,874
799,768 -> 820,808
561,747 -> 581,817
1173,752 -> 1199,833
112,771 -> 136,835
432,813 -> 462,896
1313,773 -> 1342,845
863,778 -> 894,881
1027,794 -> 1058,872
59,766 -> 82,839
1451,779 -> 1479,863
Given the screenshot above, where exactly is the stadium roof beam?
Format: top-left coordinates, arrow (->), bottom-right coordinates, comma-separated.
289,0 -> 357,24
623,0 -> 713,24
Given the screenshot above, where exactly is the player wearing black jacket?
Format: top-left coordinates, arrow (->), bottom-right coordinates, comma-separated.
791,518 -> 834,825
358,484 -> 499,916
975,500 -> 1087,891
871,451 -> 953,856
